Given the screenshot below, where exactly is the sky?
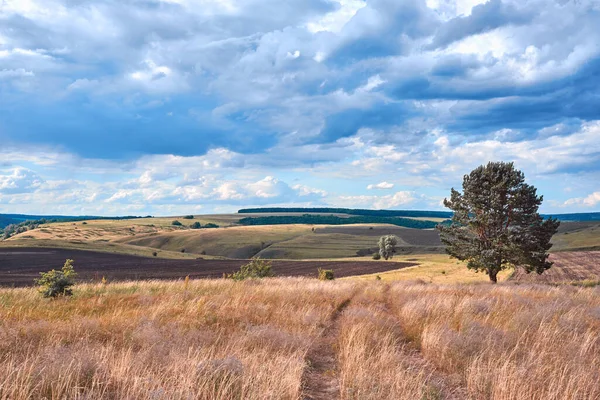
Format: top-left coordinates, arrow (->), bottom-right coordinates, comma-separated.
0,0 -> 599,216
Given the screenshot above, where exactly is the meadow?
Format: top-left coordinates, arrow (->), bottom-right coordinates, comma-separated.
1,278 -> 599,399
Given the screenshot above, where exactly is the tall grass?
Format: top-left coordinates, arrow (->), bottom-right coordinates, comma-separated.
390,282 -> 600,399
1,279 -> 599,399
0,279 -> 356,399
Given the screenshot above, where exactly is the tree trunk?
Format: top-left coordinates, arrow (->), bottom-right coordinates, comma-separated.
488,269 -> 498,283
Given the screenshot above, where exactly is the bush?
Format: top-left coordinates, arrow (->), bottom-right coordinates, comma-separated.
183,215 -> 194,219
172,220 -> 183,226
152,251 -> 158,257
181,248 -> 186,253
190,222 -> 202,229
228,258 -> 274,281
317,268 -> 335,280
372,252 -> 381,260
35,259 -> 77,298
204,223 -> 219,229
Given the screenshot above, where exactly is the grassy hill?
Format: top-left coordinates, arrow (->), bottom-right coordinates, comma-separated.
3,213 -> 600,261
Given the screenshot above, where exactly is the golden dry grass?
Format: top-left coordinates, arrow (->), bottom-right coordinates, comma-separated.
349,254 -> 512,283
1,278 -> 599,399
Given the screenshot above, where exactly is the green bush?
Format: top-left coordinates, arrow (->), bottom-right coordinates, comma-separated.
372,252 -> 381,260
172,220 -> 183,226
190,222 -> 202,229
183,215 -> 194,219
228,258 -> 274,281
35,259 -> 77,298
317,268 -> 335,280
204,223 -> 219,229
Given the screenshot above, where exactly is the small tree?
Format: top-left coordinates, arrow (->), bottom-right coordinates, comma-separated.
172,220 -> 183,226
190,222 -> 202,229
318,268 -> 335,280
378,235 -> 398,260
437,162 -> 560,283
229,258 -> 274,281
35,259 -> 77,298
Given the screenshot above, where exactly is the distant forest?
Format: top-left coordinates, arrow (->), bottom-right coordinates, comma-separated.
238,207 -> 453,219
238,208 -> 600,222
238,214 -> 441,229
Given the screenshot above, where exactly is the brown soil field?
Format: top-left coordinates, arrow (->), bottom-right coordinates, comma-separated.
0,248 -> 416,287
511,251 -> 600,284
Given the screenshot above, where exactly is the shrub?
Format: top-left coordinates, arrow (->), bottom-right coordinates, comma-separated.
183,215 -> 194,219
317,268 -> 334,280
228,258 -> 274,281
204,223 -> 219,229
190,222 -> 202,229
152,251 -> 158,257
172,220 -> 183,226
82,221 -> 87,225
35,259 -> 77,298
181,248 -> 186,253
372,252 -> 381,260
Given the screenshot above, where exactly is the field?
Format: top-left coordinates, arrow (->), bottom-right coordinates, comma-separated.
511,251 -> 600,284
2,215 -> 446,260
110,223 -> 443,260
1,279 -> 599,399
551,222 -> 600,251
0,248 -> 416,287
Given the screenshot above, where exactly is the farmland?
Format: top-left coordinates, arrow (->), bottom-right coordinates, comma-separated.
0,248 -> 417,287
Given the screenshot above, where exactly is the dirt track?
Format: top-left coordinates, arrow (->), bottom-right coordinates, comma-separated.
0,248 -> 416,287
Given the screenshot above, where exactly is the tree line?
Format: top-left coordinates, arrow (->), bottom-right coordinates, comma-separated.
238,214 -> 440,229
238,207 -> 453,219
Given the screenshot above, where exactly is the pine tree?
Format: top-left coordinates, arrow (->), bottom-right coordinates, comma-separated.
437,162 -> 560,283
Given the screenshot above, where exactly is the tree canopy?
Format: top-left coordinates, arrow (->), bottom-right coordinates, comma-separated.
437,162 -> 560,283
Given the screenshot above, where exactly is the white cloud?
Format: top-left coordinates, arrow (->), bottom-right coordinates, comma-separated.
367,181 -> 394,190
564,192 -> 600,208
338,191 -> 416,209
0,167 -> 44,194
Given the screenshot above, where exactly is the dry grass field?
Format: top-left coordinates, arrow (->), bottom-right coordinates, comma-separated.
1,278 -> 599,399
351,254 -> 513,283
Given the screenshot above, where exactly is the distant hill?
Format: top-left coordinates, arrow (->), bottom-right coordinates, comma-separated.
238,207 -> 453,219
238,208 -> 600,222
543,212 -> 600,221
0,214 -> 149,229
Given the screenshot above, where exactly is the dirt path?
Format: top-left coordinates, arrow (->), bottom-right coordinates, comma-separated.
383,285 -> 467,399
301,296 -> 354,399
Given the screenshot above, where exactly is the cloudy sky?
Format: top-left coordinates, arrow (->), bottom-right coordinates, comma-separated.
1,0 -> 599,216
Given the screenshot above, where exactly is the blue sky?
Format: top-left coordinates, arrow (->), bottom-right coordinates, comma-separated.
0,0 -> 599,216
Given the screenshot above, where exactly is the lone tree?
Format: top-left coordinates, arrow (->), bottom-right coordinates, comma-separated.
378,235 -> 398,260
437,162 -> 560,283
